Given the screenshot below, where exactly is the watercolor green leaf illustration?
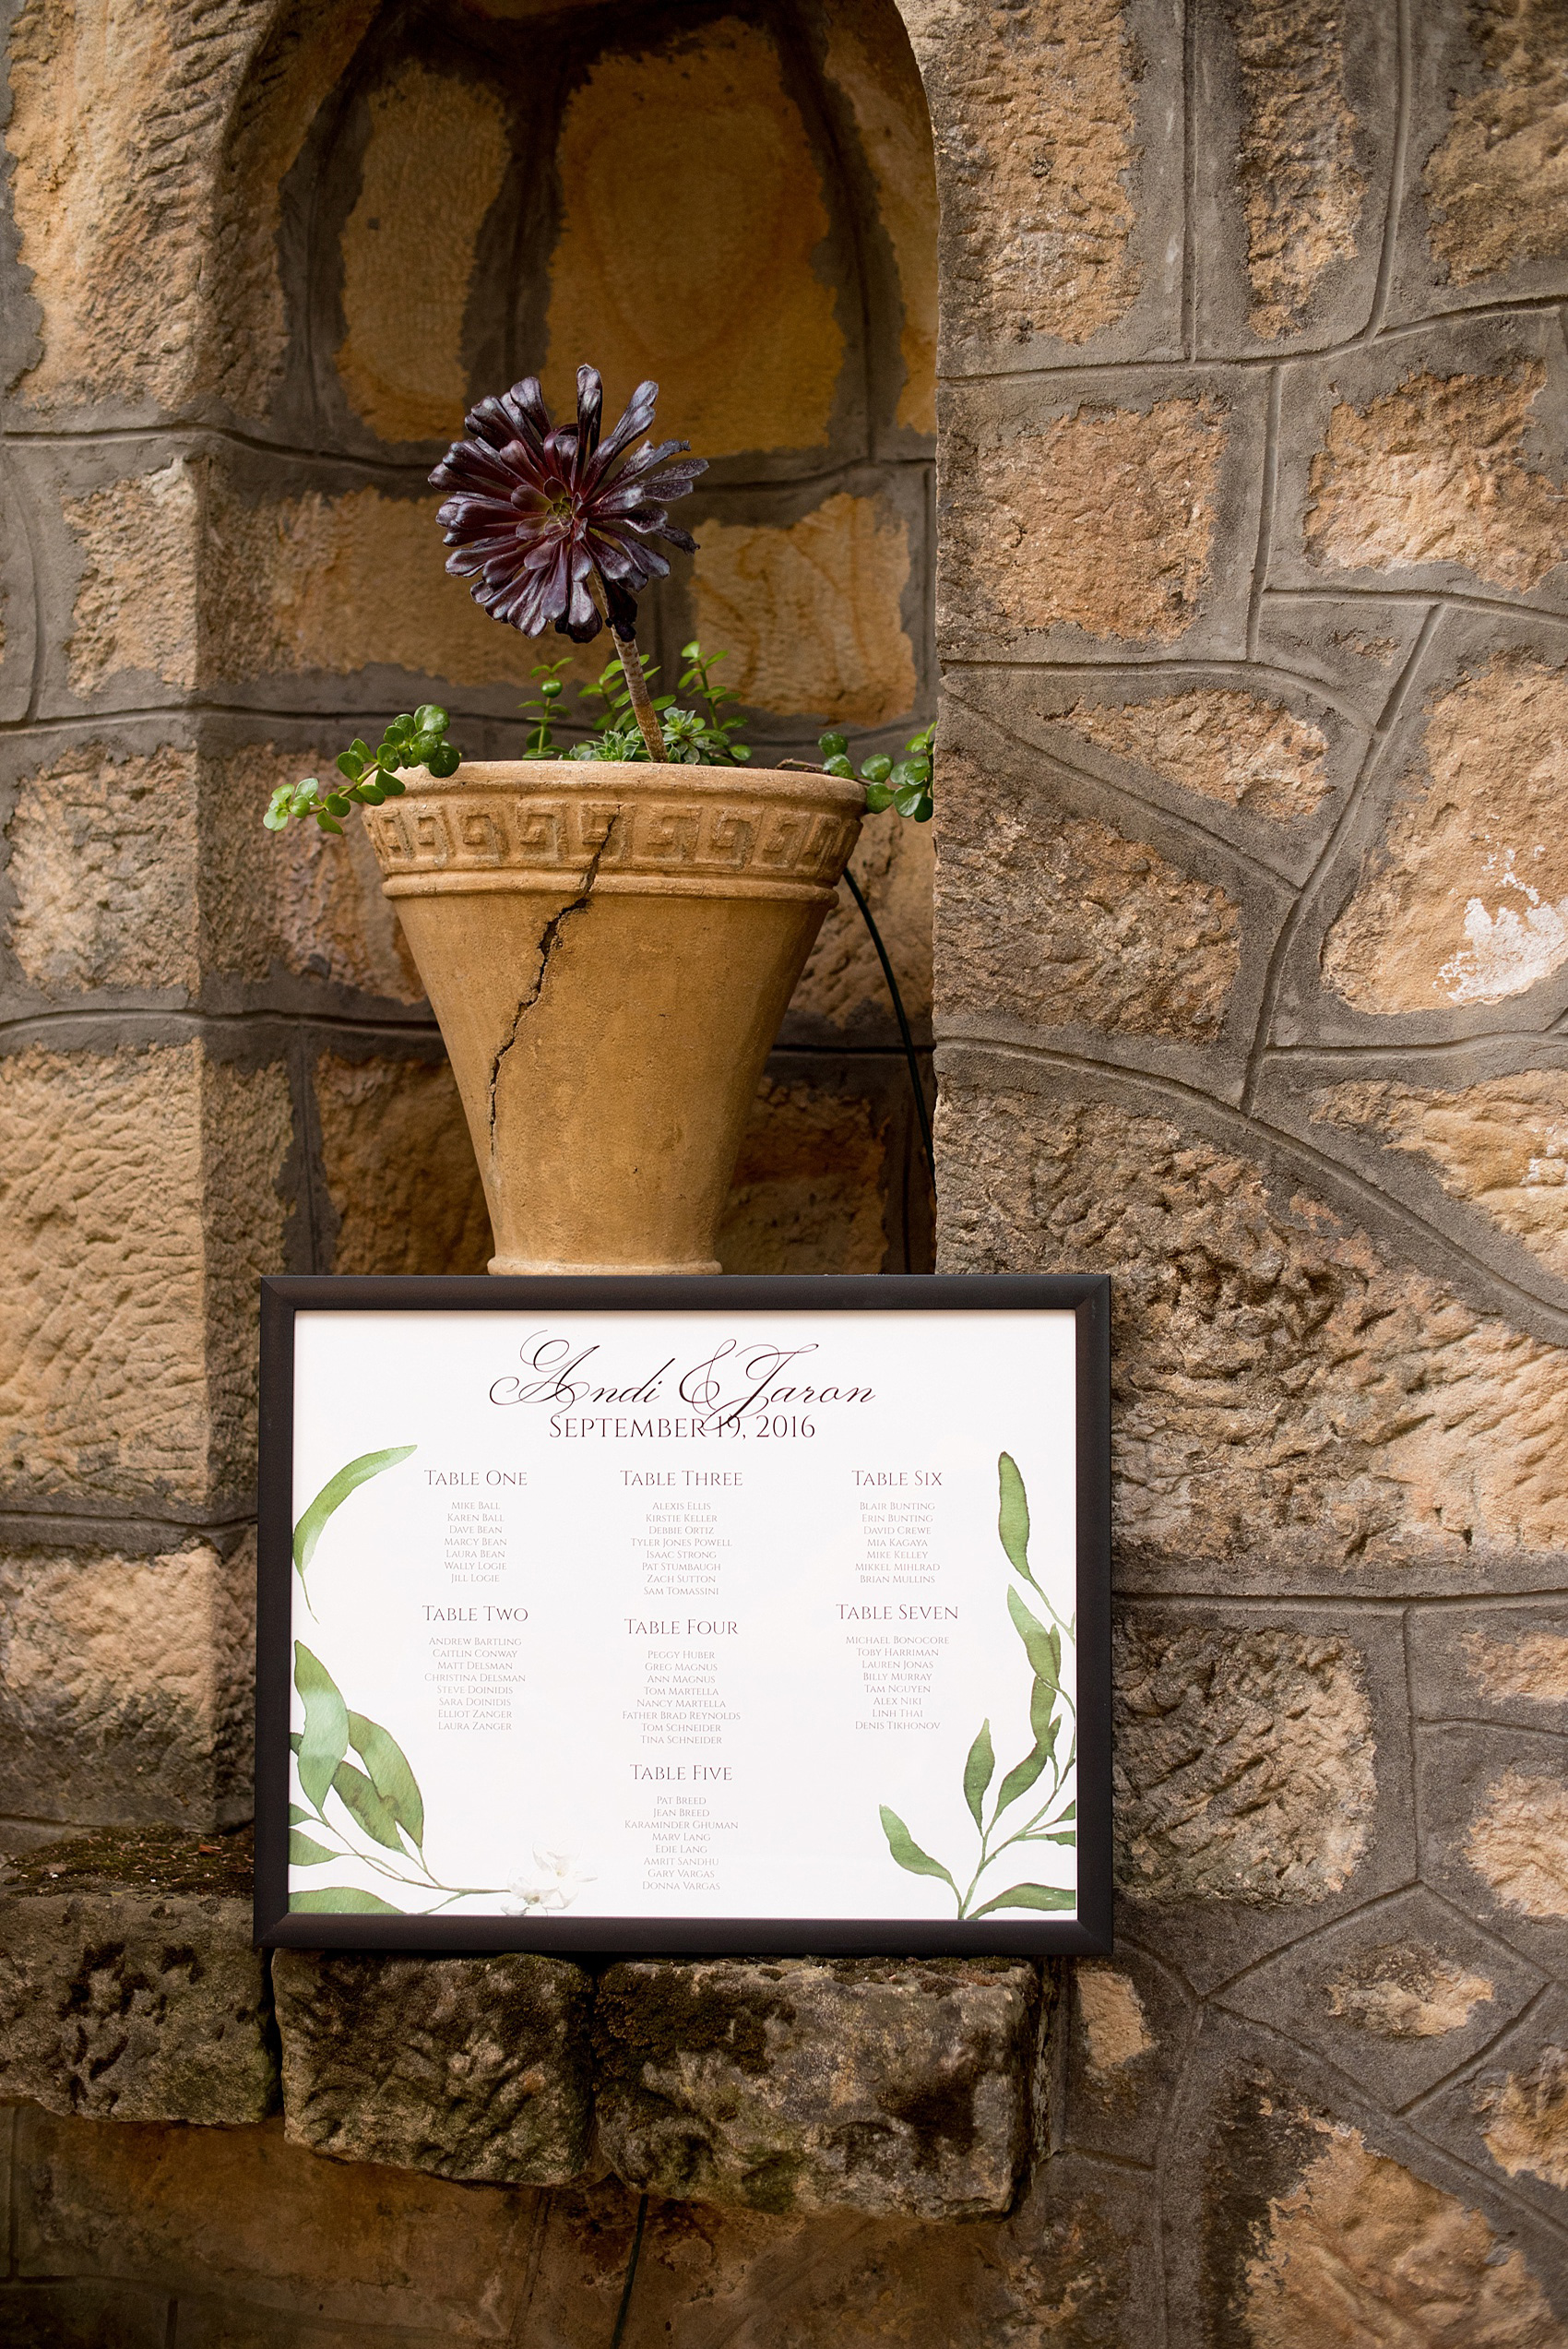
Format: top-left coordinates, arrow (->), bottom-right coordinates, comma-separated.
288,1641 -> 504,1914
292,1445 -> 416,1613
879,1451 -> 1076,1921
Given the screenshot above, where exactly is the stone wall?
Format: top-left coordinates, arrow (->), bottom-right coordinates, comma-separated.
4,0 -> 1568,2343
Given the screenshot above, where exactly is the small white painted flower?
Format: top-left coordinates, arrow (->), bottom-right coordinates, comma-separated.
502,1847 -> 596,1914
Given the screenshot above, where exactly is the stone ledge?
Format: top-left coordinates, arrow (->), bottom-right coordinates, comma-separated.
594,1956 -> 1040,2218
271,1949 -> 594,2185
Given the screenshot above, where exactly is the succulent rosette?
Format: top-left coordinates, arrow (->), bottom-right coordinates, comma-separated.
430,366 -> 707,643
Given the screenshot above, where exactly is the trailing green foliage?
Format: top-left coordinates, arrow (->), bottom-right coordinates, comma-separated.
263,709 -> 461,835
291,1444 -> 416,1613
820,722 -> 934,822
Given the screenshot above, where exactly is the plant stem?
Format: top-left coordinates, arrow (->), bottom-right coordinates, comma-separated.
612,623 -> 668,761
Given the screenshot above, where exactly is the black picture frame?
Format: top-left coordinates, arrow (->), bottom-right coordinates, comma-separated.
255,1272 -> 1111,1957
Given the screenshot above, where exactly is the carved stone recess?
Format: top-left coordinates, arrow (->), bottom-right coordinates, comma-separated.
374,766 -> 862,903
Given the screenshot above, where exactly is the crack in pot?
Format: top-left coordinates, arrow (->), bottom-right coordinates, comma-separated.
486,810 -> 622,1152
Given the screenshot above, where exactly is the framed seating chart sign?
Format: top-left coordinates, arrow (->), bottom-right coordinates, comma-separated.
255,1274 -> 1111,1955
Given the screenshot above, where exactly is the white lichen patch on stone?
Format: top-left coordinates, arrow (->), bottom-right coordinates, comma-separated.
939,758 -> 1241,1040
1468,1769 -> 1568,1918
937,1089 -> 1568,1568
1321,655 -> 1568,1011
1464,1627 -> 1568,1705
337,64 -> 510,445
1425,0 -> 1568,288
1113,1621 -> 1373,1902
1306,363 -> 1568,591
823,0 -> 937,434
65,460 -> 199,695
1325,1944 -> 1495,2038
692,495 -> 916,728
946,398 -> 1227,643
1479,2045 -> 1568,2191
1075,1964 -> 1153,2079
1230,0 -> 1365,340
1313,1070 -> 1568,1282
1057,686 -> 1332,822
1243,2123 -> 1563,2347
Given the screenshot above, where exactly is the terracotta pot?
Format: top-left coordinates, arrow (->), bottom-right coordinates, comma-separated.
366,762 -> 864,1274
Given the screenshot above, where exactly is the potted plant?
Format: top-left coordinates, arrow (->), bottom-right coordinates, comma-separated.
265,368 -> 932,1276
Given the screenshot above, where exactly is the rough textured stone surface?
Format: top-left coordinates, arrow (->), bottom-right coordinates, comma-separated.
1466,1627 -> 1568,1703
940,1084 -> 1568,1570
1075,1962 -> 1154,2081
1325,1944 -> 1496,2038
1306,364 -> 1568,590
1477,2045 -> 1568,2189
823,1 -> 937,431
1241,2124 -> 1564,2346
939,766 -> 1241,1038
716,1077 -> 889,1274
909,0 -> 1139,350
1467,1769 -> 1568,1917
0,1887 -> 275,2123
790,808 -> 933,1038
947,397 -> 1227,642
1114,1617 -> 1374,1903
65,462 -> 198,693
5,744 -> 200,992
544,18 -> 842,455
1059,685 -> 1333,822
1322,655 -> 1568,1010
271,1950 -> 593,2185
595,1957 -> 1037,2216
692,495 -> 916,725
0,1537 -> 253,1828
1316,1071 -> 1568,1273
0,1045 -> 291,1507
1425,0 -> 1568,287
314,1055 -> 491,1276
1231,0 -> 1364,340
336,63 -> 509,445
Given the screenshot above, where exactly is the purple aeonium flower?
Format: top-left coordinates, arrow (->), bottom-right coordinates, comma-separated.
430,366 -> 706,644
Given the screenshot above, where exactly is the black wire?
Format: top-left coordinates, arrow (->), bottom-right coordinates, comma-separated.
609,2192 -> 648,2349
843,866 -> 936,1192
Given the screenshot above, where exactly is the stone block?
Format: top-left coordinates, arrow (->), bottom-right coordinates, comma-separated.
314,1054 -> 490,1275
0,2281 -> 173,2348
12,2109 -> 540,2338
543,18 -> 845,458
1320,651 -> 1568,1013
595,1956 -> 1038,2217
1215,1885 -> 1543,2112
937,753 -> 1242,1042
4,742 -> 200,996
1307,358 -> 1568,593
1114,1613 -> 1375,1904
1412,1985 -> 1568,2226
65,460 -> 199,697
0,1882 -> 275,2124
271,1949 -> 593,2186
716,1076 -> 889,1275
935,1073 -> 1568,1583
0,1534 -> 254,1829
1052,684 -> 1334,827
1063,1939 -> 1196,2166
1409,1603 -> 1568,1732
337,63 -> 509,446
692,493 -> 916,728
1423,0 -> 1568,291
1225,0 -> 1368,342
1418,1724 -> 1568,1984
0,1043 -> 291,1511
